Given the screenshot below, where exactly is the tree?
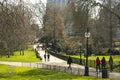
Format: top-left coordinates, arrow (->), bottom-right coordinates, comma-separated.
89,0 -> 120,54
42,3 -> 67,44
0,0 -> 36,57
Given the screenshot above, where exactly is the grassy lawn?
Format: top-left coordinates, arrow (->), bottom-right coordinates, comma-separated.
89,56 -> 120,62
71,55 -> 120,62
0,64 -> 112,80
61,53 -> 120,71
0,49 -> 41,62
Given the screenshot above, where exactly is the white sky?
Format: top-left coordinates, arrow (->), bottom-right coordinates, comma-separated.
28,0 -> 100,25
29,0 -> 47,4
25,0 -> 47,28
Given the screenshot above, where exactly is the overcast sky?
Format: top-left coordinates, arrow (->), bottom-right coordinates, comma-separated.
29,0 -> 47,4
28,0 -> 47,28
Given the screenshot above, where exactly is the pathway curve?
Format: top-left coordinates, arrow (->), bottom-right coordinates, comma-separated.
31,44 -> 120,80
35,44 -> 85,69
0,44 -> 119,80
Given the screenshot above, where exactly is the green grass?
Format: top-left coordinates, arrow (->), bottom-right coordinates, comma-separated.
63,54 -> 120,72
0,64 -> 113,80
71,55 -> 120,62
0,49 -> 41,62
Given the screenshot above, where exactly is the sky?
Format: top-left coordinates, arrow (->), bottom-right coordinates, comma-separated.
24,0 -> 47,28
28,0 -> 100,26
24,0 -> 112,26
29,0 -> 47,4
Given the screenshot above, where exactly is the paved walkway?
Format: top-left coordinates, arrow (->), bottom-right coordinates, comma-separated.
0,44 -> 120,80
33,44 -> 120,80
35,44 -> 86,69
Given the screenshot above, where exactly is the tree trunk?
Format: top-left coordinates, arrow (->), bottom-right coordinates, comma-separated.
22,50 -> 24,56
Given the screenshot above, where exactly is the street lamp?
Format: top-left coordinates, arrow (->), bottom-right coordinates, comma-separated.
84,29 -> 90,76
79,43 -> 82,65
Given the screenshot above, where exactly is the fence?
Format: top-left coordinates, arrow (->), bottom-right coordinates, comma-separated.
47,49 -> 120,72
21,62 -> 100,77
82,60 -> 120,72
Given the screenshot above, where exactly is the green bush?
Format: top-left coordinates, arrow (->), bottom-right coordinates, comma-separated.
94,51 -> 107,55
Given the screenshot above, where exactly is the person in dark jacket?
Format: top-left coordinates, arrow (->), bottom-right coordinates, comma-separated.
109,56 -> 113,72
101,57 -> 106,69
67,56 -> 72,69
47,53 -> 50,61
44,53 -> 46,62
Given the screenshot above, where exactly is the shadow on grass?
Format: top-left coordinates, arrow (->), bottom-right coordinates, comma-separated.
0,72 -> 17,79
17,68 -> 80,80
0,67 -> 112,80
0,73 -> 9,78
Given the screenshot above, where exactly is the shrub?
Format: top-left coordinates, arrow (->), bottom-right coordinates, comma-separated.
107,48 -> 120,55
94,51 -> 106,56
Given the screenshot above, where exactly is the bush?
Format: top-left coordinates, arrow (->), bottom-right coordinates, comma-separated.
94,51 -> 106,56
107,48 -> 120,55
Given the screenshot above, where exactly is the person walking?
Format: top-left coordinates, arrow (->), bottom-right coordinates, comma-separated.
101,57 -> 106,69
44,50 -> 47,62
109,56 -> 113,72
47,53 -> 50,61
67,56 -> 72,69
44,53 -> 47,62
96,57 -> 101,72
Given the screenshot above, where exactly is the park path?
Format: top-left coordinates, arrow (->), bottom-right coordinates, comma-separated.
34,44 -> 85,69
0,44 -> 119,80
33,44 -> 120,80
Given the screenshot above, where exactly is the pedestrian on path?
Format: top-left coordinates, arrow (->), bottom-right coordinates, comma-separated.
44,53 -> 47,62
96,57 -> 100,72
67,56 -> 72,69
44,50 -> 47,62
47,53 -> 50,61
109,56 -> 113,72
101,57 -> 106,69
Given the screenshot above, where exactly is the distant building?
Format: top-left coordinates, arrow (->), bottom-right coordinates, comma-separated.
46,0 -> 77,36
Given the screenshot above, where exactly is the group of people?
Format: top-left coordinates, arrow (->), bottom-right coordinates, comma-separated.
96,56 -> 113,72
67,56 -> 113,71
35,44 -> 114,72
44,50 -> 50,62
34,45 -> 50,61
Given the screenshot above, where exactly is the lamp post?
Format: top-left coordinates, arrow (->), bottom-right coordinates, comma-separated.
84,29 -> 90,76
79,43 -> 82,65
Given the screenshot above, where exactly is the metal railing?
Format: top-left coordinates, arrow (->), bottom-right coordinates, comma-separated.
21,62 -> 99,77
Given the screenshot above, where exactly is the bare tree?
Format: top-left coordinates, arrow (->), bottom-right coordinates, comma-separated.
89,0 -> 120,53
0,0 -> 36,57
